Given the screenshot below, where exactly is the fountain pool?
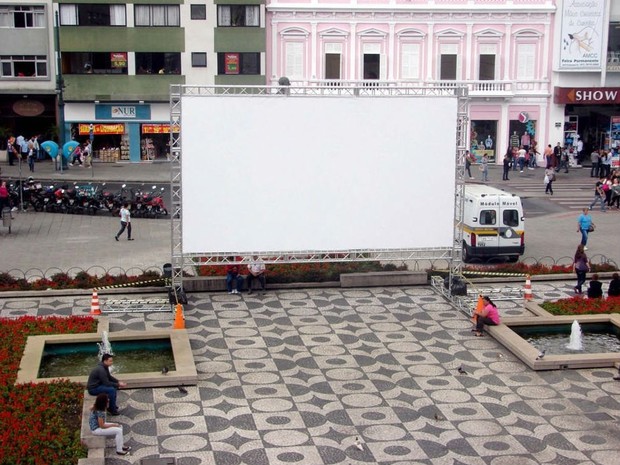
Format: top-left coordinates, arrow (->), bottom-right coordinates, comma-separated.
512,322 -> 620,356
17,318 -> 197,388
487,312 -> 620,370
39,339 -> 175,378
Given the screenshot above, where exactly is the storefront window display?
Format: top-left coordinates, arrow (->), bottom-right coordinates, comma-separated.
141,124 -> 176,160
74,123 -> 126,162
470,120 -> 497,163
508,117 -> 537,153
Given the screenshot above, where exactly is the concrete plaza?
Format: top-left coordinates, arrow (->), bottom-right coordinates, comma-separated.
2,282 -> 620,465
1,160 -> 620,465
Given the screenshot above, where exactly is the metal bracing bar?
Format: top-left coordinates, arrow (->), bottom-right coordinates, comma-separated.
102,298 -> 171,313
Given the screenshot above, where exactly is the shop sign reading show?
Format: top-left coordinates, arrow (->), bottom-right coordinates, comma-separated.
559,0 -> 604,70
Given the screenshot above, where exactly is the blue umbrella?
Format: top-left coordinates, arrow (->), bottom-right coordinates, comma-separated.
40,141 -> 59,159
62,141 -> 79,160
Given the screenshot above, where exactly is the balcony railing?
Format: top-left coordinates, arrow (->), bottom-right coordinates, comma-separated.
275,78 -> 550,98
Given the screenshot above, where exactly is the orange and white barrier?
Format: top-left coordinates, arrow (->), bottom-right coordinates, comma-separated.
524,275 -> 533,301
90,289 -> 101,315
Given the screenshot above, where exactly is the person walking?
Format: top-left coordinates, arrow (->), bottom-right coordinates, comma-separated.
544,144 -> 553,168
480,153 -> 489,182
89,393 -> 131,455
590,149 -> 600,177
589,177 -> 607,212
502,150 -> 510,181
573,244 -> 589,294
6,136 -> 16,166
115,203 -> 133,241
517,146 -> 526,172
544,167 -> 555,195
87,354 -> 127,415
576,208 -> 593,249
465,150 -> 474,179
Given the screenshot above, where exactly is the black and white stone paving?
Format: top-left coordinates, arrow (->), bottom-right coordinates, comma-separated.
2,281 -> 620,465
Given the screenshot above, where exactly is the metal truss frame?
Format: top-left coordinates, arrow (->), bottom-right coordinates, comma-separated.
169,85 -> 468,290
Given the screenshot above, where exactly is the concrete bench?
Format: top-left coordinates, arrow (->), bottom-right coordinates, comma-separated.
79,391 -> 105,465
340,271 -> 427,288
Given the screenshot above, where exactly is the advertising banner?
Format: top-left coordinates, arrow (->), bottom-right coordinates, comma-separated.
78,123 -> 125,135
225,53 -> 239,75
559,0 -> 605,70
111,52 -> 127,68
142,124 -> 180,134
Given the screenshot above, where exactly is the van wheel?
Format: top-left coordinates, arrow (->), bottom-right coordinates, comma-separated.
508,255 -> 519,263
462,244 -> 471,263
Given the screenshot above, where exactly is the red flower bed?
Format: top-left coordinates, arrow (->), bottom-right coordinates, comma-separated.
0,316 -> 97,464
541,296 -> 620,315
464,262 -> 617,276
197,260 -> 405,283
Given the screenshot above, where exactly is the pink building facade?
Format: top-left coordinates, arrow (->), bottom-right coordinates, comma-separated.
266,0 -> 557,164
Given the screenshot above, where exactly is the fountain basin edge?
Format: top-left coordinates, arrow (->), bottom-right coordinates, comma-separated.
17,326 -> 197,389
487,312 -> 620,371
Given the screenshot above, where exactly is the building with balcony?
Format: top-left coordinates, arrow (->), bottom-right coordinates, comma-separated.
0,2 -> 57,142
1,0 -> 267,161
266,0 -> 558,164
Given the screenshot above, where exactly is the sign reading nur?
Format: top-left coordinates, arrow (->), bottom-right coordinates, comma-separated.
111,106 -> 137,118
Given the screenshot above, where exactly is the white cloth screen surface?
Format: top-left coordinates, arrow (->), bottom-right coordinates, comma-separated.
181,95 -> 457,254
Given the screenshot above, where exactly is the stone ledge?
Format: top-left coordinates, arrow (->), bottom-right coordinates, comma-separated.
340,271 -> 427,288
182,276 -> 340,292
80,392 -> 105,465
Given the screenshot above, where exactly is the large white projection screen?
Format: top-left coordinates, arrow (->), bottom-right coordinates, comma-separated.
181,95 -> 458,255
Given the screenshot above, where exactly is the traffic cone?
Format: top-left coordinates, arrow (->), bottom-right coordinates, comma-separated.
524,275 -> 533,301
90,289 -> 101,315
173,304 -> 185,329
472,294 -> 484,322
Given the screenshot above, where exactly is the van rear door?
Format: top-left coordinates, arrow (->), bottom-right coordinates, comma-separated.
476,208 -> 500,251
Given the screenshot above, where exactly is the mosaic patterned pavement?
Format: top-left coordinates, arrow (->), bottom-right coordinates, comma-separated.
3,281 -> 620,465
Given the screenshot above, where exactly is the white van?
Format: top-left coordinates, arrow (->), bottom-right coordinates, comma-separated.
459,185 -> 525,262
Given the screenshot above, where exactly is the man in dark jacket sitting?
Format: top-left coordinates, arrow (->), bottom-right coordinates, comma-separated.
87,354 -> 126,415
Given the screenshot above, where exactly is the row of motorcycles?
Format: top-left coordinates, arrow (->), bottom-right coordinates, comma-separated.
5,179 -> 169,218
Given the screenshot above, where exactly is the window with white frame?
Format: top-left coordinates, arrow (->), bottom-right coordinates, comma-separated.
191,52 -> 207,67
59,4 -> 126,26
478,43 -> 497,80
439,43 -> 458,80
1,55 -> 47,78
400,43 -> 421,80
516,42 -> 536,80
135,5 -> 180,27
284,42 -> 303,79
217,5 -> 259,27
0,5 -> 45,28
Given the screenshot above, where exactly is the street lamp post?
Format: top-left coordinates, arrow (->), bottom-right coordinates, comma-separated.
54,11 -> 65,173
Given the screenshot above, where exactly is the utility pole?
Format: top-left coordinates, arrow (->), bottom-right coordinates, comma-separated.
54,11 -> 65,173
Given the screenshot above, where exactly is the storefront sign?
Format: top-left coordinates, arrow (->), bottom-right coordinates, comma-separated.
554,87 -> 620,105
96,104 -> 150,120
225,53 -> 239,75
142,124 -> 179,134
111,52 -> 127,68
559,0 -> 604,70
78,123 -> 125,135
12,99 -> 45,117
111,106 -> 137,118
